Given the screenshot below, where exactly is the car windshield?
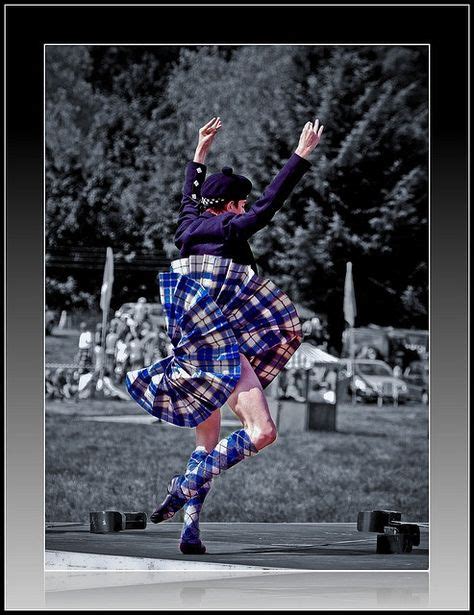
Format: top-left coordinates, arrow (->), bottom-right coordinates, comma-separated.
356,363 -> 392,376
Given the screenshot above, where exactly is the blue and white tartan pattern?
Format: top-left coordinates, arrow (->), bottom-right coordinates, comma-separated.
126,255 -> 302,427
170,255 -> 303,389
179,429 -> 258,499
126,271 -> 241,427
180,448 -> 212,545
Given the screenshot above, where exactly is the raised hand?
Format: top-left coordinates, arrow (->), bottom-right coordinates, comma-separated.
295,117 -> 324,159
194,117 -> 222,164
198,117 -> 222,147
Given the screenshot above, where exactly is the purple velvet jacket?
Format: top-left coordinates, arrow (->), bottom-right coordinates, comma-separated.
174,152 -> 312,275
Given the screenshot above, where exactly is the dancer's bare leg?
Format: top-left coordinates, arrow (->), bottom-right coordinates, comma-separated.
151,354 -> 276,525
225,353 -> 277,451
195,408 -> 221,451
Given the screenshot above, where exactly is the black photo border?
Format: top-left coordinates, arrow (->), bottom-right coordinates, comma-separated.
5,3 -> 469,610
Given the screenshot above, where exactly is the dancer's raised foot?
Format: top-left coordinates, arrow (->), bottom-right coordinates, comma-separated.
150,475 -> 188,524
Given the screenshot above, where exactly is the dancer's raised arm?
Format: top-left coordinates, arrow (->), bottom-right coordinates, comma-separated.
223,117 -> 324,241
175,117 -> 223,247
193,117 -> 222,164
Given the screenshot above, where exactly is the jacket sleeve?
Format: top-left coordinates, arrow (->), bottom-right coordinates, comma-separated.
222,153 -> 312,241
174,161 -> 207,249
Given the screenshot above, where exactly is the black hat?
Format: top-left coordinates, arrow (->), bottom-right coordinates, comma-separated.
201,167 -> 252,207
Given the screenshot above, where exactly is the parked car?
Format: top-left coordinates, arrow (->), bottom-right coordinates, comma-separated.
341,326 -> 428,367
403,361 -> 429,404
339,359 -> 410,404
45,306 -> 56,335
116,302 -> 166,329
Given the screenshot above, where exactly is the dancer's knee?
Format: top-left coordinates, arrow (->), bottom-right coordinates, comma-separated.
248,422 -> 278,450
233,388 -> 277,449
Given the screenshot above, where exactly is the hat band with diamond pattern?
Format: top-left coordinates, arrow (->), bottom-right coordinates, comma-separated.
201,197 -> 227,207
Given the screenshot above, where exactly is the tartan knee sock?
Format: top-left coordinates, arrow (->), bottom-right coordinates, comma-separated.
180,447 -> 212,545
179,429 -> 258,499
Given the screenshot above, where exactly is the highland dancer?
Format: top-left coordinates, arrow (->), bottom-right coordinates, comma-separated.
127,115 -> 324,554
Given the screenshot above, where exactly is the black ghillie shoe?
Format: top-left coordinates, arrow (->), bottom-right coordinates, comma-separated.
179,540 -> 207,555
150,475 -> 188,524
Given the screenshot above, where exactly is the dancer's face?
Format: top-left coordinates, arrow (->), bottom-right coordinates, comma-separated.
224,199 -> 247,215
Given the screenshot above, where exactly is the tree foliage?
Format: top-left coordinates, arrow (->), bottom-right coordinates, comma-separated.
46,45 -> 428,346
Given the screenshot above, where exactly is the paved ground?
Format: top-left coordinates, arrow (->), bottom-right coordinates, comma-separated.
46,522 -> 428,571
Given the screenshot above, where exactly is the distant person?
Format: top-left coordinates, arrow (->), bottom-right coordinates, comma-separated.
105,321 -> 119,376
295,369 -> 306,398
285,369 -> 306,402
45,368 -> 55,399
94,323 -> 102,345
52,367 -> 68,399
357,345 -> 379,360
133,297 -> 148,327
93,323 -> 105,372
325,369 -> 337,391
301,319 -> 312,338
115,313 -> 131,340
310,317 -> 324,343
114,338 -> 130,384
366,347 -> 379,360
140,321 -> 158,364
157,327 -> 170,357
129,335 -> 144,370
76,322 -> 93,370
63,370 -> 79,401
94,344 -> 105,375
393,357 -> 404,378
110,312 -> 121,332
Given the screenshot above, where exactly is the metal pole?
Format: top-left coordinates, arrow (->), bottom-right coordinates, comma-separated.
350,327 -> 356,405
97,248 -> 114,392
99,307 -> 108,382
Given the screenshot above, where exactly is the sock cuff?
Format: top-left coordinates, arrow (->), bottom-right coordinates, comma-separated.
241,428 -> 259,455
222,428 -> 258,457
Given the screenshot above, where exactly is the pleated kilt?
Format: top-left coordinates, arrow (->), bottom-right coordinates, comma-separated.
126,255 -> 302,428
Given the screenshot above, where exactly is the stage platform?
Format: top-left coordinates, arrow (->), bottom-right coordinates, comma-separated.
46,521 -> 428,572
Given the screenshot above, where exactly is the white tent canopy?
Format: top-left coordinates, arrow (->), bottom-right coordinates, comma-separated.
285,342 -> 340,370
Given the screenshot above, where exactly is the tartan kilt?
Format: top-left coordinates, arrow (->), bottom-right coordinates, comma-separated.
126,255 -> 302,428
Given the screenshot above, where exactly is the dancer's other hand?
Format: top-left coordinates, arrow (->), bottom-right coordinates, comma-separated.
194,117 -> 222,163
295,117 -> 324,159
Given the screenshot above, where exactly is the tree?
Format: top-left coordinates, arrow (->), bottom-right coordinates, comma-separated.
45,45 -> 428,344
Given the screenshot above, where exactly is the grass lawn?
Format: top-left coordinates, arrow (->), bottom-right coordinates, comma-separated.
46,401 -> 428,524
45,325 -> 429,524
